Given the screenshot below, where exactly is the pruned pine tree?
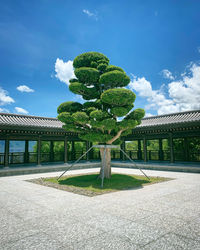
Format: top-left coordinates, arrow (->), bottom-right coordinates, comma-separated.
57,52 -> 145,178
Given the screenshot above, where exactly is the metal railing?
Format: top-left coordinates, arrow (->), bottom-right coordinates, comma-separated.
163,150 -> 170,161
67,150 -> 87,161
189,151 -> 200,161
53,152 -> 64,162
0,153 -> 4,165
1,148 -> 199,165
111,150 -> 121,160
124,150 -> 138,160
28,152 -> 37,163
147,150 -> 159,161
9,152 -> 25,164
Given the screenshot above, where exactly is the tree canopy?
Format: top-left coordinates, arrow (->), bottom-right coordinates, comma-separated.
57,52 -> 145,145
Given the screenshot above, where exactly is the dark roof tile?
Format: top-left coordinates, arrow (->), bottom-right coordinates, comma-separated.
138,110 -> 200,128
0,110 -> 199,130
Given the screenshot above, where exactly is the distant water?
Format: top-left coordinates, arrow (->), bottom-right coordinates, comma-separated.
0,140 -> 37,153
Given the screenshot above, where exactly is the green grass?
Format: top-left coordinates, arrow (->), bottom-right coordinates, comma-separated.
43,173 -> 170,195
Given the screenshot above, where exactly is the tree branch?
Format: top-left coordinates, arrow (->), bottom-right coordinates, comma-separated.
106,129 -> 124,144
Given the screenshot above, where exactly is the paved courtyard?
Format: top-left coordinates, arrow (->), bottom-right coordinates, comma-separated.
0,167 -> 200,250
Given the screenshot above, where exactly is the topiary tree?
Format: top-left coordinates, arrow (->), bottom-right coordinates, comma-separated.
57,52 -> 145,179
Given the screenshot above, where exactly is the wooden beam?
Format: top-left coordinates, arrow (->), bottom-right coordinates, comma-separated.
72,141 -> 75,160
50,141 -> 54,162
120,141 -> 125,160
64,137 -> 68,163
137,139 -> 142,160
37,136 -> 41,165
4,137 -> 9,167
184,138 -> 189,161
89,142 -> 93,160
143,137 -> 147,162
86,141 -> 89,161
25,140 -> 29,163
159,138 -> 163,161
169,133 -> 174,163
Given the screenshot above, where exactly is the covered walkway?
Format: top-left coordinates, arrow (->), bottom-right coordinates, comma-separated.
0,110 -> 199,168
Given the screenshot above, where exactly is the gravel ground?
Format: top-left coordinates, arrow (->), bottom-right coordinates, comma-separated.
0,167 -> 200,249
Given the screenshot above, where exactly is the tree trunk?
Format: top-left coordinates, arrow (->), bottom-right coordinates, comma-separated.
99,147 -> 111,179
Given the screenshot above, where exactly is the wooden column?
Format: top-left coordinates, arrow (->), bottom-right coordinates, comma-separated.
64,137 -> 68,163
72,141 -> 75,160
120,141 -> 125,160
4,137 -> 9,167
184,138 -> 189,161
89,142 -> 93,160
86,141 -> 89,161
159,139 -> 163,161
143,137 -> 147,162
25,140 -> 29,163
37,136 -> 41,165
137,139 -> 142,160
50,141 -> 54,162
169,133 -> 174,163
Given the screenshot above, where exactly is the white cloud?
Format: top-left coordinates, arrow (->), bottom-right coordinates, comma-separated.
17,85 -> 34,92
55,59 -> 75,85
130,63 -> 200,115
83,9 -> 98,20
129,75 -> 152,97
0,87 -> 14,105
168,64 -> 200,111
0,108 -> 10,113
161,69 -> 174,80
145,113 -> 154,117
15,107 -> 28,114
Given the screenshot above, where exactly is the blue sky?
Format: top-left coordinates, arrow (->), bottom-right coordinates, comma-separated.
0,0 -> 200,117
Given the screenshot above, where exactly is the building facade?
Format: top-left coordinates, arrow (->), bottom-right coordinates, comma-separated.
0,110 -> 199,168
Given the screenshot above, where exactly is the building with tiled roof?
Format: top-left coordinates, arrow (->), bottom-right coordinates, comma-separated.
0,109 -> 200,130
0,110 -> 199,167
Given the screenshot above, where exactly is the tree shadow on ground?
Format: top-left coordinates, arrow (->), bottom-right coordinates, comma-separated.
58,173 -> 150,190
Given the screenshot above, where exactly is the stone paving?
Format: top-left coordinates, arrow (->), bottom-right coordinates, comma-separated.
0,167 -> 200,249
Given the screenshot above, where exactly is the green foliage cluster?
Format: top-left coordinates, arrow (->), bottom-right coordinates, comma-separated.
58,52 -> 145,144
33,141 -> 87,153
33,141 -> 65,153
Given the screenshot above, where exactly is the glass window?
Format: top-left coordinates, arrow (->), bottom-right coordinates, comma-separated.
28,141 -> 37,152
0,140 -> 5,153
54,141 -> 64,152
147,140 -> 159,150
125,141 -> 138,150
41,141 -> 50,153
9,141 -> 25,153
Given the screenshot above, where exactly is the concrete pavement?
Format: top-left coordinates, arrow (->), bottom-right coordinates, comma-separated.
0,167 -> 200,249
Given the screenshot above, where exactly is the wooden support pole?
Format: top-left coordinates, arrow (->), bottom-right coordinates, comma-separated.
120,141 -> 125,160
86,141 -> 89,161
138,139 -> 142,160
72,141 -> 75,160
169,133 -> 174,163
184,137 -> 189,161
37,136 -> 41,166
159,138 -> 163,161
89,142 -> 93,160
4,137 -> 9,167
64,137 -> 68,163
50,141 -> 54,162
25,140 -> 29,163
143,137 -> 147,162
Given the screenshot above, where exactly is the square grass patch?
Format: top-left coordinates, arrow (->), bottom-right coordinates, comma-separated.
28,173 -> 172,197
